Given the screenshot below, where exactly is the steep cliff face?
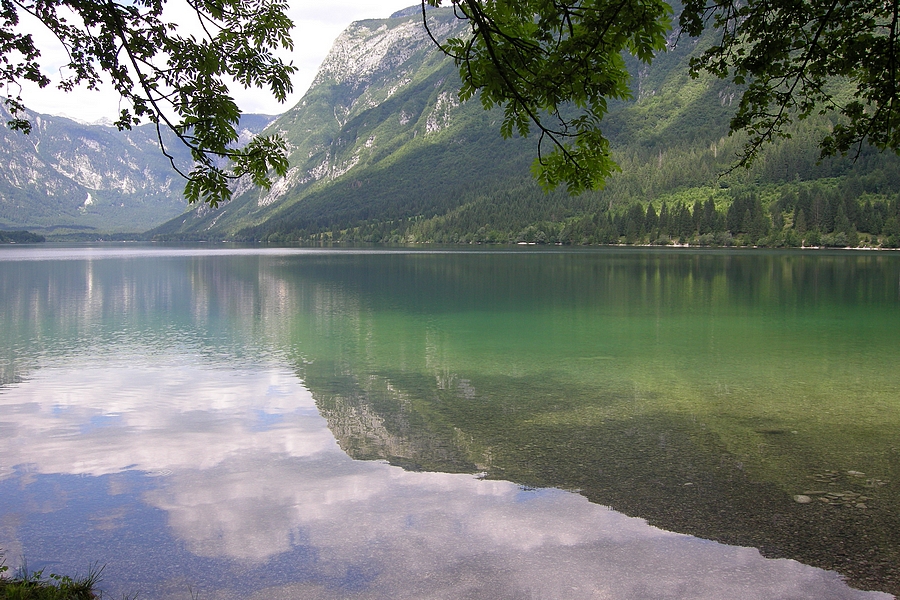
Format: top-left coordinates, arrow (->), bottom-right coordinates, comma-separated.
150,8 -> 534,239
0,106 -> 275,233
273,11 -> 461,191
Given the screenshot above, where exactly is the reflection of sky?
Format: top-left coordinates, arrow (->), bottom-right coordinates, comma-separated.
0,360 -> 888,600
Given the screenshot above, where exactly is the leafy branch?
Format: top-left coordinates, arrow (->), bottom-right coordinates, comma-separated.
422,0 -> 672,194
1,0 -> 296,206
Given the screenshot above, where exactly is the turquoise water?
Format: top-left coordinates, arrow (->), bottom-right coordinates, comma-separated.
0,245 -> 897,598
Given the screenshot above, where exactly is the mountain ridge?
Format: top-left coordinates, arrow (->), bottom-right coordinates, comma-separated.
5,6 -> 900,245
0,106 -> 275,234
149,6 -> 900,247
148,8 -> 548,240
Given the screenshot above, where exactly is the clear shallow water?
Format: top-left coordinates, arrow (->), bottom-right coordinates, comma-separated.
0,245 -> 897,599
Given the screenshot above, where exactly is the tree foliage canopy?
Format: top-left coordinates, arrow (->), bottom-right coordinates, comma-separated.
683,0 -> 900,166
1,0 -> 295,205
423,0 -> 900,194
423,0 -> 673,193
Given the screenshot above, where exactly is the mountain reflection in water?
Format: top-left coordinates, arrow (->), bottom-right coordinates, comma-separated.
0,245 -> 897,599
0,362 -> 884,600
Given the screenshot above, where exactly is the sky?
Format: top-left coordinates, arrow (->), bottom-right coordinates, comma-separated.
15,0 -> 419,123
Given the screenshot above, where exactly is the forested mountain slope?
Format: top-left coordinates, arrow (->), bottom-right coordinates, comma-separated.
150,7 -> 535,240
150,6 -> 900,247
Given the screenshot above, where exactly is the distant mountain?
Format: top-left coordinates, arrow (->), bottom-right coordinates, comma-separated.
6,6 -> 897,243
149,8 -> 538,240
0,106 -> 275,234
150,7 -> 900,246
150,9 -> 900,245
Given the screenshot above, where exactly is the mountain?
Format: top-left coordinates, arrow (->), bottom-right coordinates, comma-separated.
150,6 -> 900,247
0,107 -> 275,235
6,6 -> 898,243
149,7 -> 537,240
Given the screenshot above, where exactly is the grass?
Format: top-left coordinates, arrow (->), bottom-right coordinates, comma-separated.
0,561 -> 102,600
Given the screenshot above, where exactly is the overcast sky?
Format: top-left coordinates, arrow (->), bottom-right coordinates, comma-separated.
17,0 -> 419,123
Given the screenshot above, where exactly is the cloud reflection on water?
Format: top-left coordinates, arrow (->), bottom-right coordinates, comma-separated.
0,358 -> 333,478
0,360 -> 888,599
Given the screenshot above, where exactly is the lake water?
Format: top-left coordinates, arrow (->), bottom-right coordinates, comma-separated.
0,245 -> 898,599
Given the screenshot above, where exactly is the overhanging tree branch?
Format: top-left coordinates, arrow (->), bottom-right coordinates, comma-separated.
2,0 -> 295,206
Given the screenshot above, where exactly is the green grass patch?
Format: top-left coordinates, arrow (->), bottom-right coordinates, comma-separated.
0,561 -> 103,600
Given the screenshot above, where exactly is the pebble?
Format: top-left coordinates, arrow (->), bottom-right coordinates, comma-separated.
802,470 -> 882,509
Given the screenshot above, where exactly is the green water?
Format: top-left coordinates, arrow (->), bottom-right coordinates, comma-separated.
0,245 -> 898,598
282,249 -> 899,469
275,248 -> 900,592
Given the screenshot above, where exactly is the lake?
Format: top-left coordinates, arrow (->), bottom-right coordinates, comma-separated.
0,245 -> 898,599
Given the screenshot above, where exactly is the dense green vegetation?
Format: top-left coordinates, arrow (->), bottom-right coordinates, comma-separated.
0,562 -> 101,600
427,0 -> 900,195
391,180 -> 900,248
0,231 -> 44,243
251,130 -> 900,248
